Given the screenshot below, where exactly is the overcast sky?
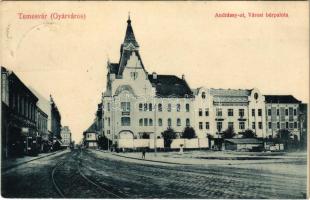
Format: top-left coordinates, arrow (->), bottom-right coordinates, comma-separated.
1,2 -> 308,143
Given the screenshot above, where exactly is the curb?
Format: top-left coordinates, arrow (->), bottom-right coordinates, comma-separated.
2,150 -> 68,172
110,152 -> 193,166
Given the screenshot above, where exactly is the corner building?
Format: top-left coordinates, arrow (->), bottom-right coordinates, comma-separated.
101,17 -> 303,148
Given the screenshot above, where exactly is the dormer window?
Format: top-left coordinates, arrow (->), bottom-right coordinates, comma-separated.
130,72 -> 138,80
202,92 -> 206,99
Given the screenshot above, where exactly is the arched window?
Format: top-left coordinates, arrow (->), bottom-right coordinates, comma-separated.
158,103 -> 162,112
149,103 -> 152,111
202,92 -> 206,99
167,104 -> 172,112
139,118 -> 143,126
186,118 -> 190,127
158,118 -> 162,126
144,118 -> 148,126
176,104 -> 181,112
149,118 -> 153,126
177,118 -> 181,126
168,118 -> 172,127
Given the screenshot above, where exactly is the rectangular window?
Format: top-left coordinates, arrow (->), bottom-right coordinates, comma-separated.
199,122 -> 203,130
216,108 -> 222,117
228,109 -> 234,117
268,109 -> 271,116
258,122 -> 262,129
168,119 -> 172,127
252,109 -> 255,117
176,104 -> 181,112
258,109 -> 262,116
121,117 -> 130,126
107,103 -> 110,112
139,103 -> 143,111
186,104 -> 190,112
285,109 -> 289,116
239,122 -> 245,130
121,102 -> 130,112
199,109 -> 203,116
239,109 -> 244,117
277,109 -> 280,116
252,122 -> 255,129
205,108 -> 209,116
228,122 -> 234,129
268,122 -> 272,129
294,109 -> 297,116
277,122 -> 280,129
158,104 -> 162,112
216,122 -> 223,132
205,122 -> 210,129
286,122 -> 289,129
294,122 -> 297,128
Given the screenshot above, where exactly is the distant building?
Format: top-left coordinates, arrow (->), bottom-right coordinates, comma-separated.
60,126 -> 72,147
1,66 -> 38,157
30,88 -> 50,152
50,95 -> 62,149
264,95 -> 301,140
83,122 -> 98,149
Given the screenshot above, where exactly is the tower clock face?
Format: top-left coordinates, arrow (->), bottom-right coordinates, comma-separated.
254,93 -> 259,100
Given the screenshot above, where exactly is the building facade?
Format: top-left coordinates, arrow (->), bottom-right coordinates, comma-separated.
60,126 -> 72,147
83,122 -> 99,149
264,95 -> 301,140
100,18 -> 307,149
1,66 -> 38,157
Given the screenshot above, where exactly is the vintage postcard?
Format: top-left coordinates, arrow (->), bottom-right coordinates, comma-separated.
0,1 -> 309,199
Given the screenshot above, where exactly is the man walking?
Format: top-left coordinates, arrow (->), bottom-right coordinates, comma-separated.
142,148 -> 146,159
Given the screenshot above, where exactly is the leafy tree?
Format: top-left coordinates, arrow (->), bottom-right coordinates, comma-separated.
220,126 -> 235,139
276,129 -> 291,140
98,135 -> 112,150
182,127 -> 196,139
161,128 -> 177,148
241,129 -> 256,138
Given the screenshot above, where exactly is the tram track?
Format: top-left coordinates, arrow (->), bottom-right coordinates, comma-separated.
51,150 -> 123,198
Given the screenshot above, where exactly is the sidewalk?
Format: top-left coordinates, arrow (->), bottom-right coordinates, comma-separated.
2,149 -> 69,171
111,150 -> 306,165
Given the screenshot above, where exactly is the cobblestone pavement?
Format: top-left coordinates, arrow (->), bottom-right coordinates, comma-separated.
1,149 -> 307,198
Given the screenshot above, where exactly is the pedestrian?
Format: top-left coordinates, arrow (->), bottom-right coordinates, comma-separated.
142,148 -> 146,159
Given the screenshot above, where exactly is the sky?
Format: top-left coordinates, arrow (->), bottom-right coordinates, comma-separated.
1,2 -> 309,143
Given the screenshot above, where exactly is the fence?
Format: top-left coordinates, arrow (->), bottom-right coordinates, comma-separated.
118,138 -> 209,149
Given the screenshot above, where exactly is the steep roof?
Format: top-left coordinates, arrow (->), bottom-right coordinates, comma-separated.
264,95 -> 301,104
148,74 -> 193,98
225,138 -> 263,144
84,122 -> 98,134
123,17 -> 139,47
29,87 -> 51,116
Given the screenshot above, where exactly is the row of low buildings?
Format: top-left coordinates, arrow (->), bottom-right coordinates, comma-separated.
1,66 -> 71,158
83,17 -> 308,150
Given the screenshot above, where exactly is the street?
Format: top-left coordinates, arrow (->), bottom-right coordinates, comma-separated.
1,149 -> 307,199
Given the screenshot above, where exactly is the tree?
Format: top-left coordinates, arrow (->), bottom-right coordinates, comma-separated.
276,129 -> 291,140
182,127 -> 196,139
98,135 -> 112,150
161,128 -> 177,148
241,129 -> 256,138
220,126 -> 235,139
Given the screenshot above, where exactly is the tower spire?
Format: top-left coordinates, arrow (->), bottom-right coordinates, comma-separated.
123,14 -> 139,47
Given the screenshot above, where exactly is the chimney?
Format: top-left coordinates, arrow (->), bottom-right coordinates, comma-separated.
182,74 -> 185,80
152,72 -> 157,79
